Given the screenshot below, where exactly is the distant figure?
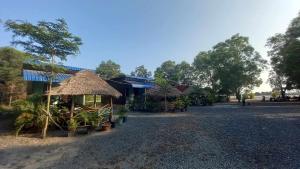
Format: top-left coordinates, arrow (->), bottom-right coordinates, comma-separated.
242,97 -> 246,106
262,96 -> 265,102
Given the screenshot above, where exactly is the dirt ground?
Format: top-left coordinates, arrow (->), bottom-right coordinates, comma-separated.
1,103 -> 300,169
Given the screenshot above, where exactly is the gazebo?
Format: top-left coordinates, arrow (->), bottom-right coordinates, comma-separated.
50,70 -> 122,118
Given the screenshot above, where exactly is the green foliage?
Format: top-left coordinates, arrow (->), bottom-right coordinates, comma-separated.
13,95 -> 47,136
96,60 -> 122,79
0,47 -> 28,105
193,34 -> 266,99
117,106 -> 128,117
267,12 -> 300,89
154,60 -> 178,83
131,65 -> 152,78
5,18 -> 82,62
154,60 -> 194,85
174,98 -> 184,110
175,61 -> 194,85
145,100 -> 161,112
67,118 -> 78,132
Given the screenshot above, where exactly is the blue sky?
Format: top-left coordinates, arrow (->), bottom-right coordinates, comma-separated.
0,0 -> 299,91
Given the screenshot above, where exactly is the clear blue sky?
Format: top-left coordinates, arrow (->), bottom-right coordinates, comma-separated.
0,0 -> 299,91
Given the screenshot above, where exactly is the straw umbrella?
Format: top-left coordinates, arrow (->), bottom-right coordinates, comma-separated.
147,85 -> 182,111
51,70 -> 121,119
147,85 -> 182,97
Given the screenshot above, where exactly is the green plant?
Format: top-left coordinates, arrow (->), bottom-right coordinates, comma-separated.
175,98 -> 184,110
117,106 -> 128,117
67,118 -> 78,132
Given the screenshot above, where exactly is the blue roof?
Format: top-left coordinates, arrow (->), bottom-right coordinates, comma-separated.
131,83 -> 154,88
23,69 -> 72,83
24,60 -> 95,72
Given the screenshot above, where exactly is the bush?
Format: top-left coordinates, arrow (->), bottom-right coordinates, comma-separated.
117,106 -> 128,117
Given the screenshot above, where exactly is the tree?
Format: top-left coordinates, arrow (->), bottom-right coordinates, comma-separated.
175,61 -> 194,85
267,12 -> 300,89
266,34 -> 291,97
0,47 -> 28,106
194,34 -> 266,101
5,18 -> 82,138
96,60 -> 121,79
268,70 -> 290,98
130,65 -> 152,78
154,60 -> 178,83
155,73 -> 170,112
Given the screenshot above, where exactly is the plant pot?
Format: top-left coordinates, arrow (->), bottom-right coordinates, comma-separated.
102,123 -> 111,131
95,124 -> 102,131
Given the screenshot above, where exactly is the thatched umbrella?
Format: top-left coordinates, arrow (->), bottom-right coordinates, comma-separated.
51,70 -> 121,118
147,85 -> 182,111
147,85 -> 182,97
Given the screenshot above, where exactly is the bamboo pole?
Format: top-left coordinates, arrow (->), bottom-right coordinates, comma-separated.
70,95 -> 75,118
110,97 -> 113,122
93,95 -> 97,108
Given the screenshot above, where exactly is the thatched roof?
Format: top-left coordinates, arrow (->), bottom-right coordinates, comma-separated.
147,85 -> 182,97
50,70 -> 122,97
183,86 -> 208,96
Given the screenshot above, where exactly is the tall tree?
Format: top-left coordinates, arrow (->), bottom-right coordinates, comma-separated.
0,47 -> 28,106
96,60 -> 121,79
175,61 -> 194,85
130,65 -> 152,78
194,34 -> 266,101
266,34 -> 291,97
267,12 -> 300,89
5,19 -> 82,138
155,72 -> 170,112
154,60 -> 178,83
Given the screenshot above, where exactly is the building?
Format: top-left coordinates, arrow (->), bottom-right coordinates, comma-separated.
107,75 -> 155,105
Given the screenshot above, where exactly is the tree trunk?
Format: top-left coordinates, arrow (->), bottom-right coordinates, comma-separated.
70,96 -> 75,118
236,90 -> 241,102
93,95 -> 97,108
164,93 -> 167,112
110,97 -> 113,122
280,87 -> 286,99
42,55 -> 54,139
42,80 -> 52,139
8,85 -> 14,107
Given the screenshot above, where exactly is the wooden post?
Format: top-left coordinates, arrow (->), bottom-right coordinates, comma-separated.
144,88 -> 147,109
93,95 -> 97,108
70,96 -> 75,118
110,97 -> 113,122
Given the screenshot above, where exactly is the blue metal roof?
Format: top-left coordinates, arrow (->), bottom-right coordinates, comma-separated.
24,60 -> 95,72
23,69 -> 72,83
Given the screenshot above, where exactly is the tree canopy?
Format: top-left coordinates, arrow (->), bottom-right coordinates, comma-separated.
130,65 -> 152,78
194,34 -> 266,100
96,60 -> 122,79
267,12 -> 300,90
154,60 -> 194,85
0,47 -> 28,105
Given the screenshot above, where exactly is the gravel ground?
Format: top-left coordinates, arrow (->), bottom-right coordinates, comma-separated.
1,104 -> 300,169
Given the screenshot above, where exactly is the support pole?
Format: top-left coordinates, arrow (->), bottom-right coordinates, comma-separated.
93,95 -> 97,108
70,96 -> 75,118
110,97 -> 113,122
